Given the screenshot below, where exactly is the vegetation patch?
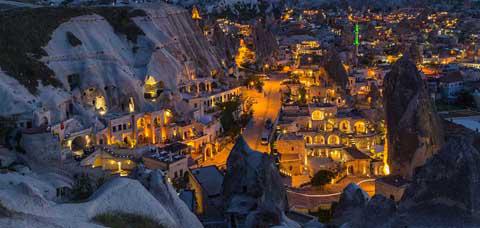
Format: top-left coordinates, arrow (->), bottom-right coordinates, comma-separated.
311,170 -> 335,188
0,201 -> 13,218
92,212 -> 165,228
0,7 -> 145,94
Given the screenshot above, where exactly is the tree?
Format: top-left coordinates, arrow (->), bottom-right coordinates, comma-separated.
311,170 -> 335,188
244,74 -> 264,92
71,173 -> 95,201
298,86 -> 307,105
456,90 -> 475,108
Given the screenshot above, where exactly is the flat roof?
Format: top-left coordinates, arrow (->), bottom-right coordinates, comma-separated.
345,147 -> 371,160
191,165 -> 224,197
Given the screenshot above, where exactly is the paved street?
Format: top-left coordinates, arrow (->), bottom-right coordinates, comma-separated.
199,72 -> 284,167
242,74 -> 283,153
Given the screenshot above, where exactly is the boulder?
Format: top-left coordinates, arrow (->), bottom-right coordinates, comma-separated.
361,195 -> 396,227
333,183 -> 369,225
401,135 -> 480,217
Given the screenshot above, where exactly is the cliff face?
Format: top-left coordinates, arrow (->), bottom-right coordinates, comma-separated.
252,21 -> 278,66
383,56 -> 444,179
223,137 -> 296,227
401,134 -> 480,218
0,4 -> 221,121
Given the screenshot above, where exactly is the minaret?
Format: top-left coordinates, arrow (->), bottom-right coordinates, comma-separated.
354,23 -> 359,56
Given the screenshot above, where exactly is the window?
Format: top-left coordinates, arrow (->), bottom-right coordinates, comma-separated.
291,147 -> 294,151
113,126 -> 117,132
312,110 -> 324,120
123,124 -> 127,130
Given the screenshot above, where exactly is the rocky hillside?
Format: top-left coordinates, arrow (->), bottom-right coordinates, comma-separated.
333,130 -> 480,227
0,4 -> 221,120
0,172 -> 203,228
383,55 -> 444,179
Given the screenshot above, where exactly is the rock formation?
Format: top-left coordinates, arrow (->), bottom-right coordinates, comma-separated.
383,55 -> 444,179
223,137 -> 297,227
252,21 -> 279,66
401,134 -> 480,218
333,183 -> 396,227
0,3 -> 221,122
334,126 -> 480,227
323,51 -> 349,91
0,172 -> 202,228
136,169 -> 203,228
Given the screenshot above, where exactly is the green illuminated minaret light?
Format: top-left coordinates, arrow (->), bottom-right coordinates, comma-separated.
354,23 -> 359,46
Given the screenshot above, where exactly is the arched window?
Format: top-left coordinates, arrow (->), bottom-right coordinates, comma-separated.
339,120 -> 350,132
304,136 -> 313,144
354,121 -> 366,134
314,135 -> 325,144
311,110 -> 324,120
327,135 -> 340,145
137,118 -> 145,128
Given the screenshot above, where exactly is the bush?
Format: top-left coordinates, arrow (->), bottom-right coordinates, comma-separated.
70,173 -> 95,201
311,170 -> 335,187
0,201 -> 13,218
92,212 -> 165,228
66,31 -> 82,47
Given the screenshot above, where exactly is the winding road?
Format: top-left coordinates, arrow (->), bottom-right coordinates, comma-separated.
242,73 -> 283,153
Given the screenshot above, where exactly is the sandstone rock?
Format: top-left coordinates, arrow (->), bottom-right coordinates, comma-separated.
223,137 -> 294,227
383,55 -> 444,179
333,183 -> 369,224
400,135 -> 480,216
137,170 -> 203,228
324,51 -> 349,90
361,195 -> 396,227
252,21 -> 279,65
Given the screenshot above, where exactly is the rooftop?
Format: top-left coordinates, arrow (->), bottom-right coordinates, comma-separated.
345,147 -> 371,160
191,165 -> 224,197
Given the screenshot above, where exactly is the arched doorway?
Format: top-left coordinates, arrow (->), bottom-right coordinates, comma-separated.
327,135 -> 340,145
304,136 -> 313,144
199,82 -> 206,92
339,120 -> 350,133
40,116 -> 49,127
354,121 -> 366,134
348,166 -> 354,175
314,135 -> 325,144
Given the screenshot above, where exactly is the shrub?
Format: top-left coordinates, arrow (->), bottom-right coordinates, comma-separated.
92,212 -> 165,228
311,170 -> 335,187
